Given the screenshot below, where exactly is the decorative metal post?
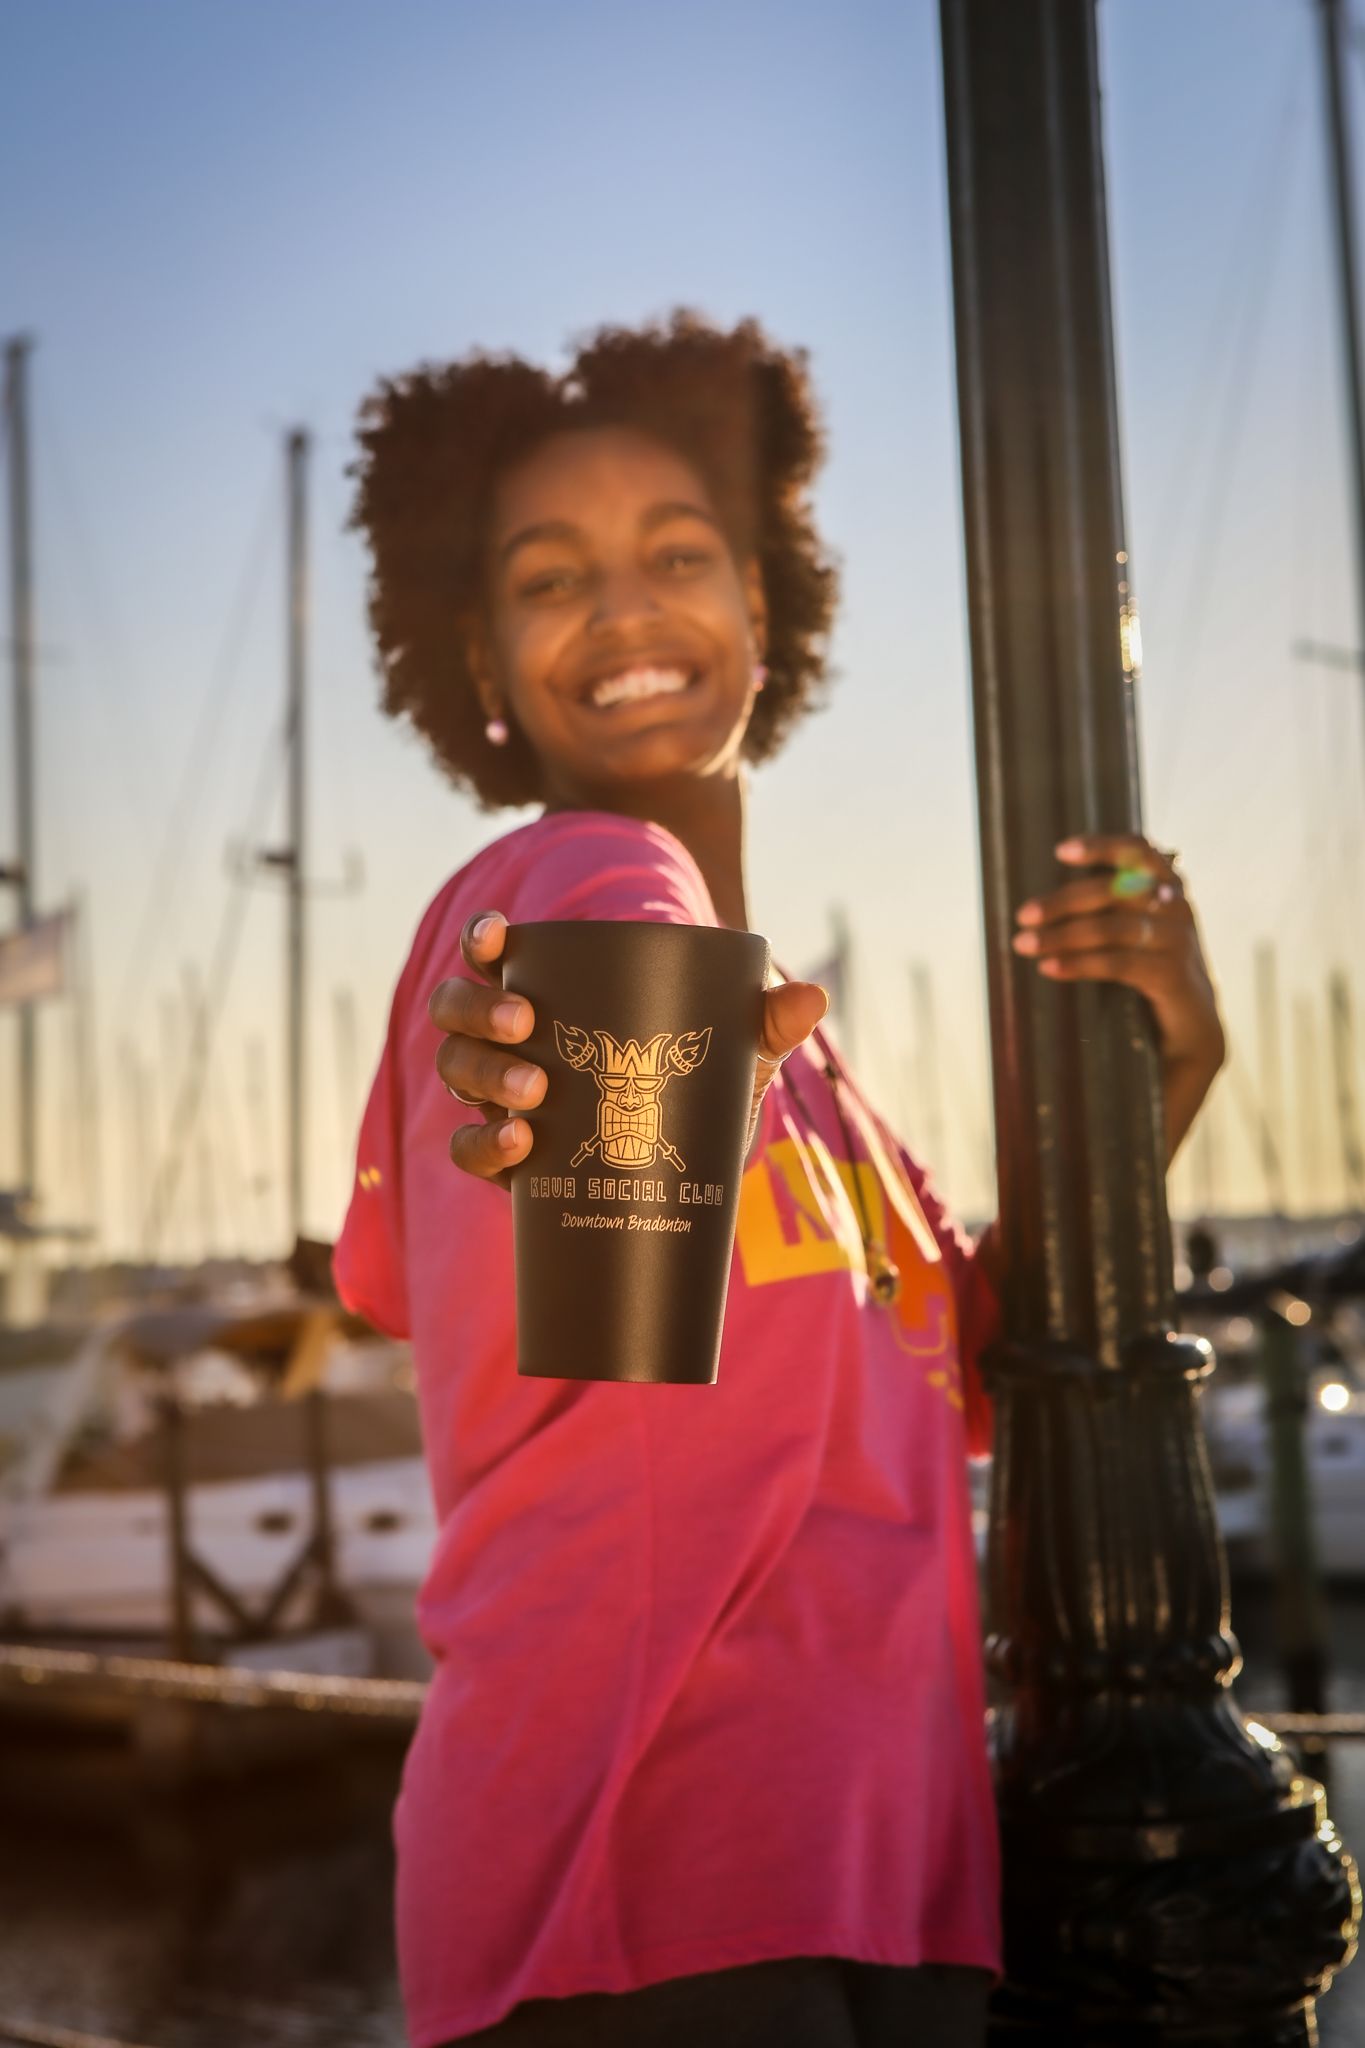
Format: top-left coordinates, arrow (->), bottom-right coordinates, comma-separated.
938,4 -> 1360,2040
1259,1306 -> 1332,1785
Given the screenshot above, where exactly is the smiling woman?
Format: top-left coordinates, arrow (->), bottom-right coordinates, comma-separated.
468,423 -> 772,818
335,308 -> 1005,2048
346,310 -> 839,815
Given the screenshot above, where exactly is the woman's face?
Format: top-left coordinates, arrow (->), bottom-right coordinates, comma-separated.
469,424 -> 768,806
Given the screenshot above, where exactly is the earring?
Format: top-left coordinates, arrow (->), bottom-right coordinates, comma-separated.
485,716 -> 509,746
752,663 -> 768,691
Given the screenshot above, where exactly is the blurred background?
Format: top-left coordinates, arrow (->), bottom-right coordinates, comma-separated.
3,0 -> 1362,1268
3,3 -> 1365,2044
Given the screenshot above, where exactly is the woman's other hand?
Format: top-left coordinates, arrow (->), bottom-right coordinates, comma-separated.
1010,832 -> 1226,1164
428,913 -> 829,1192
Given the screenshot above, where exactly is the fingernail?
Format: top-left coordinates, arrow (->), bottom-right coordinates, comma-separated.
472,915 -> 499,943
492,998 -> 527,1033
498,1118 -> 524,1151
1015,901 -> 1041,923
1011,932 -> 1039,954
506,1063 -> 541,1099
1055,838 -> 1084,857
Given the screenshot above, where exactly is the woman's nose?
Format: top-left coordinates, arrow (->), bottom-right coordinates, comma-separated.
588,563 -> 664,628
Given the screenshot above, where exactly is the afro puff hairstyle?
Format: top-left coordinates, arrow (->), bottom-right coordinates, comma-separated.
346,307 -> 842,812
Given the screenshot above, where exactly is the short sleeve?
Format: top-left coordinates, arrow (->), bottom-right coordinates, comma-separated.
333,975 -> 411,1338
506,812 -> 719,928
332,813 -> 719,1339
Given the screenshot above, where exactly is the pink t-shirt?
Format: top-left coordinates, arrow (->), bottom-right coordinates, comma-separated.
333,809 -> 1002,2048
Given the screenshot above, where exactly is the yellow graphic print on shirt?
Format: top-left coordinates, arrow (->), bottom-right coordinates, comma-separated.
735,1119 -> 963,1410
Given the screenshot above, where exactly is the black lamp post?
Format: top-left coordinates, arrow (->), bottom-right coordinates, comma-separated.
937,4 -> 1360,2039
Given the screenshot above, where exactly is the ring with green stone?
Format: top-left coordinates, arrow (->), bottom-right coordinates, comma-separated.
1111,864 -> 1158,899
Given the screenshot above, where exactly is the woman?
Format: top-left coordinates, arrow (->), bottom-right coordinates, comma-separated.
334,310 -> 1225,2048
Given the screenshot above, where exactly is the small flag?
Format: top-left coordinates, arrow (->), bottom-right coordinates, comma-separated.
0,910 -> 71,1007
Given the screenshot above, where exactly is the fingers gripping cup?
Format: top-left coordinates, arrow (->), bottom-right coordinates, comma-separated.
500,921 -> 771,1383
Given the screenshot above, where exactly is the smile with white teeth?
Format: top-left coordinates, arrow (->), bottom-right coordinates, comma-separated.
587,665 -> 694,710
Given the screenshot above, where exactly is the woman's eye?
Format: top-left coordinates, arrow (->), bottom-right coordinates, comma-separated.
522,550 -> 708,598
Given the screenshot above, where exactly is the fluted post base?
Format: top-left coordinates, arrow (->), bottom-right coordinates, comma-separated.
981,1333 -> 1360,2043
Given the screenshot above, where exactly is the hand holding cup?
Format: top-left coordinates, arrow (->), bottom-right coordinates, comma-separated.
429,911 -> 830,1193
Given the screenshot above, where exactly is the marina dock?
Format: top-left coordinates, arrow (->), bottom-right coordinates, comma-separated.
0,1577 -> 1359,2045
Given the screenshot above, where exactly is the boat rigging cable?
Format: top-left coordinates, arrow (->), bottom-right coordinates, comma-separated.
112,466 -> 279,1029
1145,54 -> 1303,800
34,392 -> 180,897
1125,48 -> 1303,1219
139,717 -> 285,1256
17,393 -> 285,1254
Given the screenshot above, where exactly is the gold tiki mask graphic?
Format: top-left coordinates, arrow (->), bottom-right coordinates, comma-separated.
554,1022 -> 712,1171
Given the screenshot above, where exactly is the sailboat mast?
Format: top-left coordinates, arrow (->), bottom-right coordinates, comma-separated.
1317,0 -> 1365,794
909,962 -> 948,1180
1328,966 -> 1365,1206
246,1034 -> 273,1257
829,904 -> 855,1068
1191,1085 -> 1217,1218
333,985 -> 359,1171
286,428 -> 309,1247
1254,941 -> 1288,1213
4,336 -> 37,1202
1293,993 -> 1327,1215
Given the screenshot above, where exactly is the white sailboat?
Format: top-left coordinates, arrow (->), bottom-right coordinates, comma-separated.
0,1300 -> 435,1679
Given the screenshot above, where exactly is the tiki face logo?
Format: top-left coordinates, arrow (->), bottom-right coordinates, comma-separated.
554,1022 -> 712,1171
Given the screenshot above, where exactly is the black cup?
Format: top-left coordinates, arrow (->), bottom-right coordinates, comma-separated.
500,920 -> 771,1383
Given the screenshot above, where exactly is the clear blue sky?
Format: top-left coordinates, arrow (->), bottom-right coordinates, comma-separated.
3,0 -> 1363,1256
